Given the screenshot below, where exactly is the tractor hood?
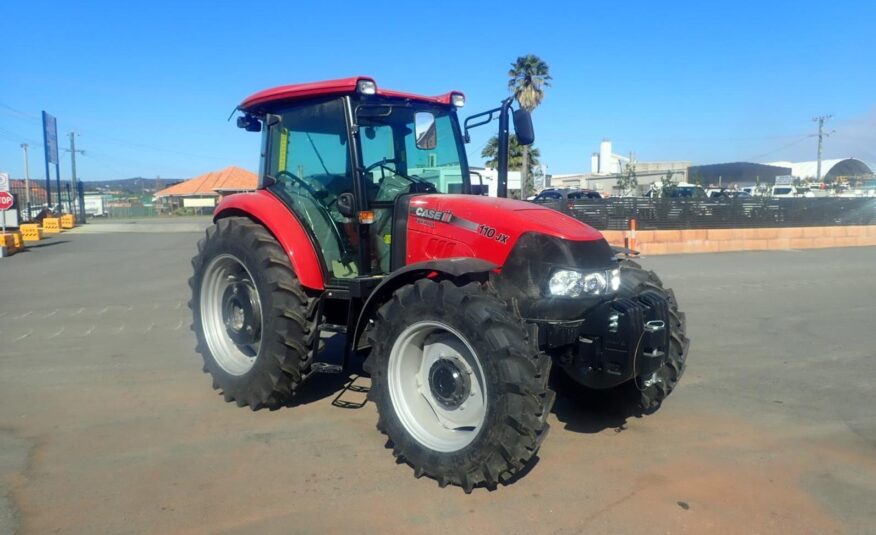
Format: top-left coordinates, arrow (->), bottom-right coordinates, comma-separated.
404,194 -> 607,268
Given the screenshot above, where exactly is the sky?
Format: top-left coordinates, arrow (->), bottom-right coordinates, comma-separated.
1,0 -> 874,182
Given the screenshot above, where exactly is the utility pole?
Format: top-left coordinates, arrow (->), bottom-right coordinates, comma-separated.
21,143 -> 31,209
813,115 -> 832,182
66,132 -> 85,216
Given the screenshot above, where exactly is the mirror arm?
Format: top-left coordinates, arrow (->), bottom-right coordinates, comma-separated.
463,105 -> 503,143
496,98 -> 513,198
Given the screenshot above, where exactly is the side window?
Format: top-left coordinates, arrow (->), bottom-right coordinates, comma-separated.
359,124 -> 398,200
567,192 -> 583,200
403,113 -> 464,194
267,98 -> 358,279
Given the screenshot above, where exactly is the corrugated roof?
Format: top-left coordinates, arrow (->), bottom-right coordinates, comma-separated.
766,158 -> 872,180
154,166 -> 257,197
8,179 -> 48,195
689,162 -> 791,183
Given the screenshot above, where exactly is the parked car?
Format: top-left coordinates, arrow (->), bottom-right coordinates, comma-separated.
706,188 -> 752,199
770,185 -> 816,198
645,183 -> 705,198
531,188 -> 602,213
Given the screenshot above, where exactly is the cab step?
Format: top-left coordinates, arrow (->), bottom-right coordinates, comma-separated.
320,323 -> 347,334
310,362 -> 344,374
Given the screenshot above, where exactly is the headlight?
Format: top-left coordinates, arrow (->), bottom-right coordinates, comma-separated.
548,268 -> 621,297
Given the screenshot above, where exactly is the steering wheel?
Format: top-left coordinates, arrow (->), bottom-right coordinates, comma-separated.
364,158 -> 401,182
364,158 -> 437,194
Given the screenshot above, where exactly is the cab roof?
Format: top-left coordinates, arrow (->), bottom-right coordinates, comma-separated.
240,76 -> 462,112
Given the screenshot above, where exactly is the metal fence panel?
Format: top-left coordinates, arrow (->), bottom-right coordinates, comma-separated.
568,198 -> 876,230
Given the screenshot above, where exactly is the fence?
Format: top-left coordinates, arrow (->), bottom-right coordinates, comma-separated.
105,205 -> 158,218
8,182 -> 51,222
568,197 -> 876,231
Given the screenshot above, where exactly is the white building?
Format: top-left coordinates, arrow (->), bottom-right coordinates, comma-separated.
551,139 -> 690,195
469,167 -> 521,197
591,139 -> 630,175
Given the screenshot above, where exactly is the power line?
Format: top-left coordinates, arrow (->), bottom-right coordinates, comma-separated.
0,102 -> 40,120
745,135 -> 812,162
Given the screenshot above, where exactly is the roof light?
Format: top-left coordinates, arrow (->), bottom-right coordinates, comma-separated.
451,92 -> 465,108
357,79 -> 377,95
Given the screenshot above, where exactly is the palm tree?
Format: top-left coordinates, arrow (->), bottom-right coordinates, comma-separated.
508,55 -> 551,198
482,135 -> 541,175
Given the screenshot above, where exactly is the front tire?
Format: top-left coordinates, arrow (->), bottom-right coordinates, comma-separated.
366,279 -> 554,492
189,216 -> 316,410
617,259 -> 689,410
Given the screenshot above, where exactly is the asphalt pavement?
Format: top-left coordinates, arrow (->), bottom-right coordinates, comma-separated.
0,220 -> 874,534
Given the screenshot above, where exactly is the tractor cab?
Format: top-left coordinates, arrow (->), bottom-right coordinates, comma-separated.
237,78 -> 473,280
235,77 -> 530,284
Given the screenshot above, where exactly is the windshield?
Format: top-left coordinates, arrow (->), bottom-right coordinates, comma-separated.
355,101 -> 467,201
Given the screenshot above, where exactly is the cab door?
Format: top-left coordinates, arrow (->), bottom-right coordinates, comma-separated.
356,107 -> 464,274
264,97 -> 361,280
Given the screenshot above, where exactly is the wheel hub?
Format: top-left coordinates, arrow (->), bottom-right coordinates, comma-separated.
428,358 -> 470,410
387,322 -> 487,452
221,281 -> 261,345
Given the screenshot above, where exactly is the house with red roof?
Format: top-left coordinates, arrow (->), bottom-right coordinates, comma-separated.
153,166 -> 257,212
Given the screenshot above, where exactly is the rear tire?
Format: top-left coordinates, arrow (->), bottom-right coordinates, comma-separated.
365,279 -> 554,492
189,216 -> 317,410
617,259 -> 689,410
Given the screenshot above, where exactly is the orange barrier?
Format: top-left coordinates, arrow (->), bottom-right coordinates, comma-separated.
602,225 -> 876,255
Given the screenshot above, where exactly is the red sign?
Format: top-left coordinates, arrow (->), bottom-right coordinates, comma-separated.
0,191 -> 13,211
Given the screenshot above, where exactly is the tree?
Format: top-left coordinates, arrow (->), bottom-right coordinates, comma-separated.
650,170 -> 678,198
508,54 -> 551,198
616,162 -> 639,197
481,135 -> 541,175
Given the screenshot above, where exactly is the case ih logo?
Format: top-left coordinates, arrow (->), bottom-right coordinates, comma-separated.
413,206 -> 452,223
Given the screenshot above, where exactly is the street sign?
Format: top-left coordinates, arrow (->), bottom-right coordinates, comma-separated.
0,191 -> 13,211
0,172 -> 9,192
775,175 -> 794,186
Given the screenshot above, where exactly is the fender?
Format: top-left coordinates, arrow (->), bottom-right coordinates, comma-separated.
351,257 -> 498,349
213,190 -> 325,290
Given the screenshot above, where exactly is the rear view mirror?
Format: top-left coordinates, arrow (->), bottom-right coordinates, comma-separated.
513,109 -> 534,145
337,192 -> 355,218
414,112 -> 437,150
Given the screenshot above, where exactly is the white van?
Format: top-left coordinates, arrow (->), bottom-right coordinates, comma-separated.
770,185 -> 798,198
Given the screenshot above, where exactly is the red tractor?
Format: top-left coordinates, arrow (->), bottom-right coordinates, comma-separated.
190,77 -> 689,492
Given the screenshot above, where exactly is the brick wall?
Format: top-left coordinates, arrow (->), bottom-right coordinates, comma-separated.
600,226 -> 876,255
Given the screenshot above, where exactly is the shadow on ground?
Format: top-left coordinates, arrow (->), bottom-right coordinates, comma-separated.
279,335 -> 372,410
550,369 -> 650,434
22,240 -> 69,249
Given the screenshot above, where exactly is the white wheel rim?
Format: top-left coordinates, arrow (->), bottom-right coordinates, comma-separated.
387,320 -> 487,453
200,254 -> 263,376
